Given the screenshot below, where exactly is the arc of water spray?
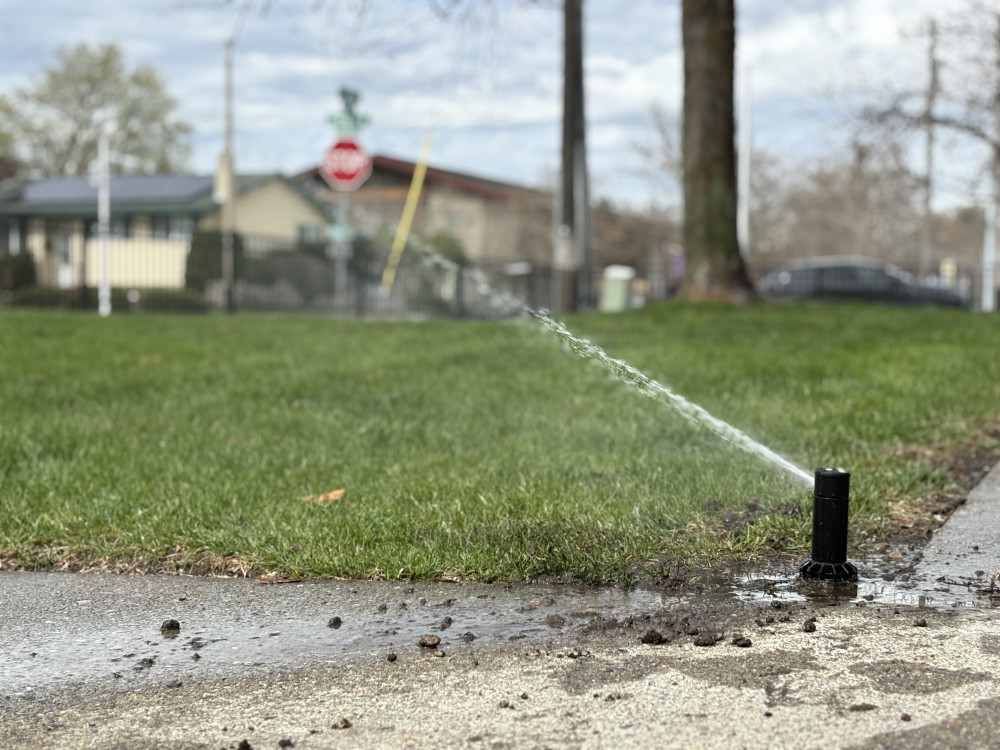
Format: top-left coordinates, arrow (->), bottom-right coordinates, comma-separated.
386,238 -> 811,484
531,311 -> 813,485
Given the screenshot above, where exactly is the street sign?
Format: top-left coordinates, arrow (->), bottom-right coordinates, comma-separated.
320,137 -> 372,191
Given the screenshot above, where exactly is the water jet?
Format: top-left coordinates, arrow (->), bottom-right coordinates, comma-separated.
529,311 -> 813,485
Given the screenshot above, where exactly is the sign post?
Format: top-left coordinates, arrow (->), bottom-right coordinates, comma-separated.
322,89 -> 371,310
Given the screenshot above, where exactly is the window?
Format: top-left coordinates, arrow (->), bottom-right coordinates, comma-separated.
0,218 -> 25,254
821,266 -> 860,292
151,216 -> 194,240
88,217 -> 131,238
297,223 -> 325,244
854,266 -> 892,292
170,217 -> 194,240
151,216 -> 170,239
10,220 -> 21,254
110,216 -> 131,238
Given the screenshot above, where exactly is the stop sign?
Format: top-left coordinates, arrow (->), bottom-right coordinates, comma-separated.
320,137 -> 372,191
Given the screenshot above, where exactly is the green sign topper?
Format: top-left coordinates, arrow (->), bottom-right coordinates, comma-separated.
328,87 -> 370,137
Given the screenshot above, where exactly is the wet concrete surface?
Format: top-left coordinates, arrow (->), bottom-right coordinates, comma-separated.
0,573 -> 722,694
903,450 -> 1000,604
2,564 -> 993,700
4,462 -> 1000,748
4,581 -> 1000,750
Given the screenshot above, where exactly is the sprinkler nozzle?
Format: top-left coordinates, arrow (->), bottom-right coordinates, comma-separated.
800,468 -> 858,583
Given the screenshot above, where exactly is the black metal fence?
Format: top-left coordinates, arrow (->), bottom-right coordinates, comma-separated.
2,231 -> 985,315
0,232 -> 559,318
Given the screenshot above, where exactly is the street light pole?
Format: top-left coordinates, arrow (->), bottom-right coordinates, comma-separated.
97,130 -> 111,317
221,37 -> 236,314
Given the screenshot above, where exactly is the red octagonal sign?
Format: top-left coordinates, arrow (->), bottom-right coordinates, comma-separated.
320,137 -> 372,191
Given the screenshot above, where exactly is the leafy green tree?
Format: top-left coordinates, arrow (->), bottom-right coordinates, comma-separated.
0,43 -> 192,176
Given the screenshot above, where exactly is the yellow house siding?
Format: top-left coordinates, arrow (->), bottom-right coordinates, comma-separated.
82,237 -> 188,288
422,187 -> 552,264
199,180 -> 328,241
425,189 -> 489,263
24,215 -> 188,289
13,176 -> 339,292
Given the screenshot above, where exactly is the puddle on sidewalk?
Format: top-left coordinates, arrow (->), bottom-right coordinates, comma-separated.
2,583 -> 696,695
717,554 -> 1000,611
3,563 -> 998,696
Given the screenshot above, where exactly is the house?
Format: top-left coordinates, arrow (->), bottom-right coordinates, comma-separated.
0,173 -> 329,290
295,155 -> 555,267
294,155 -> 674,275
0,159 -> 677,313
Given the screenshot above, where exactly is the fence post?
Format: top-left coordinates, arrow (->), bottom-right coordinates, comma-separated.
453,266 -> 465,318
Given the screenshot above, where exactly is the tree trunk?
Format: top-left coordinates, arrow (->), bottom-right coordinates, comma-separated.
680,0 -> 755,302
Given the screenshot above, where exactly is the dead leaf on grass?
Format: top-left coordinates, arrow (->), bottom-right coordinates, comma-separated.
301,488 -> 346,504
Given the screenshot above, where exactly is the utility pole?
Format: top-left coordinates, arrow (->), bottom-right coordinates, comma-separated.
554,0 -> 592,313
920,19 -> 939,279
213,2 -> 251,314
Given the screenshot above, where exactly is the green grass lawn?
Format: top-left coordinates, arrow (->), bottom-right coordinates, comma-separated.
1,303 -> 998,583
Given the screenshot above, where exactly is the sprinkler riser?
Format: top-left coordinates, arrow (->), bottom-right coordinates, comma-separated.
800,468 -> 858,583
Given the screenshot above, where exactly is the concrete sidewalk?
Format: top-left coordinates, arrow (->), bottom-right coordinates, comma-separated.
909,454 -> 1000,593
3,463 -> 1000,750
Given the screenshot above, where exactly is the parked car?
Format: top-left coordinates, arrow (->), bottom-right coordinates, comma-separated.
759,256 -> 970,308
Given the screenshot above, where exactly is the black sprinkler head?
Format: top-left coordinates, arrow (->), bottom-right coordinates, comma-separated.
799,468 -> 858,583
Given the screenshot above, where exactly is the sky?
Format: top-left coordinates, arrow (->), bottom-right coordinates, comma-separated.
0,0 -> 985,211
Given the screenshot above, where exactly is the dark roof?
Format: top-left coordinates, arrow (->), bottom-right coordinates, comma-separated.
294,154 -> 547,202
0,173 -> 329,220
371,156 -> 512,200
20,175 -> 214,205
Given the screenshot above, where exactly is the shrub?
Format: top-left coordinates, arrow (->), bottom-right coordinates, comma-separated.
0,250 -> 36,291
10,285 -> 76,308
424,231 -> 468,266
127,288 -> 209,313
243,251 -> 333,303
10,285 -> 208,313
185,230 -> 245,291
